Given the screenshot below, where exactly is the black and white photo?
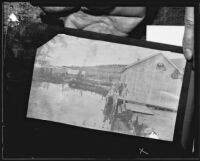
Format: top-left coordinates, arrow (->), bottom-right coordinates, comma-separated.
27,34 -> 186,141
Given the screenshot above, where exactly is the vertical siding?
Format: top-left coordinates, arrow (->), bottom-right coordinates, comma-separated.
120,55 -> 183,111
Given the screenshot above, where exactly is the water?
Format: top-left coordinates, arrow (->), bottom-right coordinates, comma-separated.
27,81 -> 111,130
27,81 -> 177,141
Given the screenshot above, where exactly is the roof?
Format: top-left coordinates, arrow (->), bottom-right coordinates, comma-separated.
121,53 -> 183,74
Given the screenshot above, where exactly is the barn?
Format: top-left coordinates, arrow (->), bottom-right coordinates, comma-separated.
120,53 -> 185,111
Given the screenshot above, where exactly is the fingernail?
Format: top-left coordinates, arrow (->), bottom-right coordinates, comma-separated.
185,49 -> 193,60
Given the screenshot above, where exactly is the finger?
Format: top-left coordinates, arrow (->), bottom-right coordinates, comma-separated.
40,7 -> 80,17
182,24 -> 194,60
183,7 -> 194,61
41,7 -> 74,13
109,7 -> 146,17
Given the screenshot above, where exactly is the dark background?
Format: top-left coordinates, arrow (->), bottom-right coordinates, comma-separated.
3,2 -> 197,159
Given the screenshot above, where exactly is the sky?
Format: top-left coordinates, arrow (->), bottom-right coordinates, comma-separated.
36,34 -> 186,67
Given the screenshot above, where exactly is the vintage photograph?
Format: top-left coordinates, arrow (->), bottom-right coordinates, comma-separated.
27,34 -> 186,141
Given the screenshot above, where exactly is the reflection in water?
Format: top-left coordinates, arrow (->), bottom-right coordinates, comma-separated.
29,82 -> 151,136
28,81 -> 111,130
28,81 -> 176,141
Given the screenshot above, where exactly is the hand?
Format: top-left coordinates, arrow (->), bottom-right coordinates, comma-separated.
182,7 -> 194,61
41,7 -> 76,14
40,6 -> 80,18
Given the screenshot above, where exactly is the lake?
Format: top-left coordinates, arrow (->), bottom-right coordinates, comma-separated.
27,81 -> 177,141
27,81 -> 111,130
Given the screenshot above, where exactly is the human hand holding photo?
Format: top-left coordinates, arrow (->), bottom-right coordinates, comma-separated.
183,7 -> 194,61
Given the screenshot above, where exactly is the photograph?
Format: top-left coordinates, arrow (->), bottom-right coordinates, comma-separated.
3,2 -> 198,159
27,34 -> 186,141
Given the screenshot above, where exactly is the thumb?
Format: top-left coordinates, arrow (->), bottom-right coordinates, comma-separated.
182,23 -> 194,61
182,7 -> 194,61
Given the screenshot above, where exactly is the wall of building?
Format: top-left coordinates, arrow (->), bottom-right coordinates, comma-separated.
120,55 -> 183,111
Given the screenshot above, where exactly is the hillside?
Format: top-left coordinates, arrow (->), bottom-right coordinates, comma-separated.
62,64 -> 127,73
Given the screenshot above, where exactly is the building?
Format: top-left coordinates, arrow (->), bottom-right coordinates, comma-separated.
120,53 -> 185,111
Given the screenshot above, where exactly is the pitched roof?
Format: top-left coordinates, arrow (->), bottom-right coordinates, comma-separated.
121,53 -> 183,74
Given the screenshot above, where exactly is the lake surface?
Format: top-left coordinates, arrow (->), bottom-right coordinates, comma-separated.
27,81 -> 111,130
27,81 -> 177,141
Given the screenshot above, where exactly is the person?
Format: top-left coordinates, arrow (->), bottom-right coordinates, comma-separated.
39,7 -> 155,38
121,83 -> 128,108
112,90 -> 117,107
39,6 -> 194,61
118,82 -> 123,96
106,84 -> 115,101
